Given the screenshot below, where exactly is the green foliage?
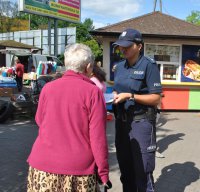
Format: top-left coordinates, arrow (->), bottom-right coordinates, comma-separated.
17,13 -> 29,20
0,0 -> 19,32
57,18 -> 102,62
19,13 -> 49,29
19,13 -> 70,30
57,20 -> 70,28
186,11 -> 200,25
73,23 -> 89,42
1,4 -> 103,60
83,18 -> 95,31
67,18 -> 102,60
69,18 -> 94,42
83,39 -> 103,61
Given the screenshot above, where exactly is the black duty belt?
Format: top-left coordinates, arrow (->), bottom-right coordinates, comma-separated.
133,113 -> 147,121
116,107 -> 157,122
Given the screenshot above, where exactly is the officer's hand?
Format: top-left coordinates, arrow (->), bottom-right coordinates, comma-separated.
103,180 -> 112,189
114,93 -> 132,104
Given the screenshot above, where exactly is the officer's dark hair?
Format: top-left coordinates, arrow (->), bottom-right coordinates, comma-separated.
134,40 -> 144,55
133,34 -> 143,44
133,38 -> 143,44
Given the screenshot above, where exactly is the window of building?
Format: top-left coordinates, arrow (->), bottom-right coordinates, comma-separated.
145,44 -> 181,82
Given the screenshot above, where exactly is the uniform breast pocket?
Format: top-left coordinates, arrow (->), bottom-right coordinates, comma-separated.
129,73 -> 145,92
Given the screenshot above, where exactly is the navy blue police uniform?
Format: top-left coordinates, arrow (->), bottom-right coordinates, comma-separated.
113,55 -> 162,192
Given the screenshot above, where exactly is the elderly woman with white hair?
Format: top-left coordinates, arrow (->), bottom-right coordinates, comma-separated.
27,43 -> 111,192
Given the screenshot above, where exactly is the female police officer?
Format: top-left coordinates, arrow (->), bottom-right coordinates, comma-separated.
112,28 -> 162,192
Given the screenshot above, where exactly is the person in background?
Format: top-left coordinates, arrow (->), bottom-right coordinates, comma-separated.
27,56 -> 33,72
27,43 -> 111,192
7,67 -> 13,77
90,62 -> 107,93
96,61 -> 102,67
15,59 -> 24,92
31,65 -> 36,72
112,28 -> 162,192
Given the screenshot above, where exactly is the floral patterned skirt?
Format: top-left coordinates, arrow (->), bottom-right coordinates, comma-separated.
27,166 -> 98,192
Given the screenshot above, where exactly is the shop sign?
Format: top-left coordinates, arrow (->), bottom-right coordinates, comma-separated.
19,0 -> 81,23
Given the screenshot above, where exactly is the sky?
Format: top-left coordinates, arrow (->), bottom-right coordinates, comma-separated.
10,0 -> 200,28
81,0 -> 200,28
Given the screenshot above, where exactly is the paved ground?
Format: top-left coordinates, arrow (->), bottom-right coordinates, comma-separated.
107,112 -> 200,192
0,112 -> 200,192
154,112 -> 200,192
0,116 -> 37,192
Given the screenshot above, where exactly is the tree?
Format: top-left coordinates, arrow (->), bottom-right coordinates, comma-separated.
0,0 -> 19,32
57,20 -> 70,28
69,18 -> 95,42
83,39 -> 103,61
0,0 -> 18,17
83,18 -> 95,32
67,18 -> 102,60
0,3 -> 103,60
19,13 -> 71,30
186,11 -> 200,25
19,13 -> 48,30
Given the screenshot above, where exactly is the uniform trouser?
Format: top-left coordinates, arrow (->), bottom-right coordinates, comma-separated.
115,117 -> 156,192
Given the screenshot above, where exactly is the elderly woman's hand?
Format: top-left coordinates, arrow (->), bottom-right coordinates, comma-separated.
103,180 -> 112,189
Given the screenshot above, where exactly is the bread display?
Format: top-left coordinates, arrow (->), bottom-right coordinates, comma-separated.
182,60 -> 200,81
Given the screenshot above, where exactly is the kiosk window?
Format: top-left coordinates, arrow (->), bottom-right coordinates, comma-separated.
163,64 -> 179,80
145,44 -> 181,82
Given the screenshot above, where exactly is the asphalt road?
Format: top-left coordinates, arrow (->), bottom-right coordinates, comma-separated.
0,117 -> 37,192
0,112 -> 200,192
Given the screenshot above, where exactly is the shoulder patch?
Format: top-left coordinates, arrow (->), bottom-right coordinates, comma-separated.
145,56 -> 156,63
113,59 -> 126,72
116,59 -> 126,67
118,59 -> 126,64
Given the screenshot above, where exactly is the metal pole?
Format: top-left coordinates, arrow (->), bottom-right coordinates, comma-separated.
48,17 -> 51,55
160,0 -> 162,12
54,18 -> 58,56
153,0 -> 157,12
29,14 -> 31,30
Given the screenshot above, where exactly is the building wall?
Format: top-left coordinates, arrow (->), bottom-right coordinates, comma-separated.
102,40 -> 111,80
102,37 -> 200,80
102,36 -> 200,110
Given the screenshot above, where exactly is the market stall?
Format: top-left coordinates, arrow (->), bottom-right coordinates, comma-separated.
146,44 -> 200,110
0,67 -> 17,97
161,82 -> 200,110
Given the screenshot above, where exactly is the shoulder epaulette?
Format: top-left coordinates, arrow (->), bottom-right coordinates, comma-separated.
145,56 -> 156,63
143,56 -> 158,66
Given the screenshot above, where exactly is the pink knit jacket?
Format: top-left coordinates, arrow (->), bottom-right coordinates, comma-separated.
27,70 -> 109,183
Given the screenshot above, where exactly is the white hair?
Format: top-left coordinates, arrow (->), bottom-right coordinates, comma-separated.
64,43 -> 94,73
